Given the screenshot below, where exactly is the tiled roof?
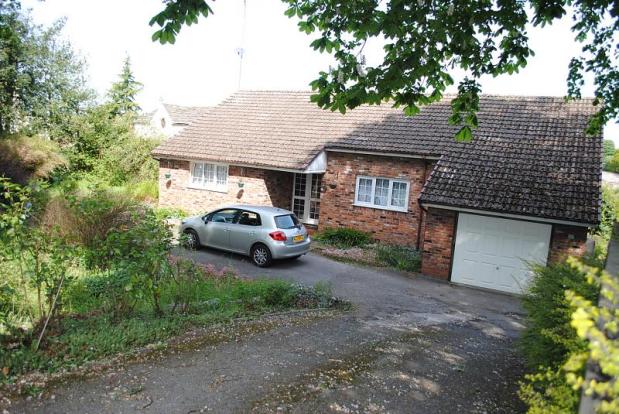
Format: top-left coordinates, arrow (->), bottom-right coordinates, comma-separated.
163,103 -> 211,125
152,90 -> 602,225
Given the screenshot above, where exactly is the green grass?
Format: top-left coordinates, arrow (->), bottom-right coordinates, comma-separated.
0,274 -> 343,384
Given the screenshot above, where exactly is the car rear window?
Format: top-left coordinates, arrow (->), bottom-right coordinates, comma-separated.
274,214 -> 300,229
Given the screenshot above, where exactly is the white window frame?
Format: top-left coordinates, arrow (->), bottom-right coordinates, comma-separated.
354,176 -> 410,212
292,173 -> 322,225
188,161 -> 229,193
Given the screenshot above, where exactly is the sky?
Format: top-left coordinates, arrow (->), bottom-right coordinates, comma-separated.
23,0 -> 619,141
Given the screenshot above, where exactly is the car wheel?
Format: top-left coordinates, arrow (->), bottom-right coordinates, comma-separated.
251,243 -> 272,267
183,229 -> 200,250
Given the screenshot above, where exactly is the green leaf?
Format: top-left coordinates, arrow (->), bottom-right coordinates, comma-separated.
455,126 -> 473,142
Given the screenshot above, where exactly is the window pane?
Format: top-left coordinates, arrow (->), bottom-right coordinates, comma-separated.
211,209 -> 238,223
374,179 -> 389,206
309,200 -> 320,220
216,165 -> 227,186
294,174 -> 306,197
391,181 -> 408,208
275,214 -> 300,229
238,211 -> 261,226
293,198 -> 305,218
356,178 -> 372,203
205,164 -> 215,184
192,163 -> 204,184
311,174 -> 322,199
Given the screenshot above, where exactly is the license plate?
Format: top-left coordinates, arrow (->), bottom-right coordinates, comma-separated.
293,235 -> 305,243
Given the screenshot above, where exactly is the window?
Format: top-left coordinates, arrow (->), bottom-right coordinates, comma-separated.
355,176 -> 409,212
209,209 -> 239,223
275,214 -> 300,229
292,173 -> 322,224
238,211 -> 261,226
190,162 -> 228,191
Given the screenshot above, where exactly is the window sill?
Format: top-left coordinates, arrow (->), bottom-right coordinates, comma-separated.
186,185 -> 229,194
353,203 -> 408,213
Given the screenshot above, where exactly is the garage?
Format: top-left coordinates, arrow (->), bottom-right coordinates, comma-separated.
451,213 -> 552,294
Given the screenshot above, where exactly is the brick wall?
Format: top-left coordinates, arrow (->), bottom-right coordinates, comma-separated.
548,224 -> 588,263
320,152 -> 430,246
158,159 -> 292,213
420,208 -> 457,280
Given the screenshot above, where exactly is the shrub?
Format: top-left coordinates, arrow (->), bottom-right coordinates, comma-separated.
315,227 -> 372,248
90,208 -> 173,315
564,258 -> 619,413
126,180 -> 158,202
69,189 -> 141,253
93,136 -> 160,185
375,244 -> 421,272
519,367 -> 581,414
594,185 -> 619,240
519,261 -> 601,412
521,262 -> 599,369
0,135 -> 68,184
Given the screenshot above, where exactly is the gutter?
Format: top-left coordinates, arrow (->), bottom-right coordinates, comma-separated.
419,203 -> 595,228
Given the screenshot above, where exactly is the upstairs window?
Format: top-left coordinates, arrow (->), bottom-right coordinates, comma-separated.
354,176 -> 409,212
190,162 -> 228,192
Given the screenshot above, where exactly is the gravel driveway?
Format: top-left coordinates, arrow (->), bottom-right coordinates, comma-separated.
13,249 -> 526,413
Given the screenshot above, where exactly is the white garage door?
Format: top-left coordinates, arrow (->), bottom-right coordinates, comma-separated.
451,213 -> 551,294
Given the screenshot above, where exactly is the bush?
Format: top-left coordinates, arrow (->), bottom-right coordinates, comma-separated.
375,244 -> 421,272
315,227 -> 372,248
93,136 -> 160,185
521,262 -> 599,370
0,135 -> 68,184
594,185 -> 619,240
519,261 -> 601,412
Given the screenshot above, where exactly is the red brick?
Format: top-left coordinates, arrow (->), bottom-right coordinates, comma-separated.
158,159 -> 292,213
319,152 -> 432,246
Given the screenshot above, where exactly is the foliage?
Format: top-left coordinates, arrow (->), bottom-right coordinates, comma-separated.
0,178 -> 76,345
1,265 -> 344,383
563,257 -> 619,413
605,150 -> 619,174
93,136 -> 160,185
519,366 -> 581,414
375,244 -> 421,272
0,135 -> 68,184
61,103 -> 135,173
86,209 -> 172,315
603,140 -> 615,170
521,262 -> 599,370
64,188 -> 140,253
0,2 -> 91,137
519,260 -> 600,413
151,0 -> 618,138
595,185 -> 619,240
315,227 -> 372,248
107,56 -> 143,117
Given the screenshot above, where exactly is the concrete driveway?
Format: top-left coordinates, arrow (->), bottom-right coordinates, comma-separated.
15,249 -> 526,414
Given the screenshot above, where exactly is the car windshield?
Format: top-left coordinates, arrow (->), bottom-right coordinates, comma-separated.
274,214 -> 300,229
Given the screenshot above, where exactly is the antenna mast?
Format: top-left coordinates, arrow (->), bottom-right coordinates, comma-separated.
236,0 -> 247,89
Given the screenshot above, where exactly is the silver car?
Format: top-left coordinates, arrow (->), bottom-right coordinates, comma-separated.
179,205 -> 311,267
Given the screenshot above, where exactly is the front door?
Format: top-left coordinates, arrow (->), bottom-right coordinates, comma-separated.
292,173 -> 322,225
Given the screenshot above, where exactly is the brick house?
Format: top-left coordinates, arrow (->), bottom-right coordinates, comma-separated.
152,91 -> 601,294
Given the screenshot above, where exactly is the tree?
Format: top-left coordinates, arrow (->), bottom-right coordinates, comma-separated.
150,0 -> 618,141
0,1 -> 91,137
107,56 -> 143,117
603,139 -> 616,170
